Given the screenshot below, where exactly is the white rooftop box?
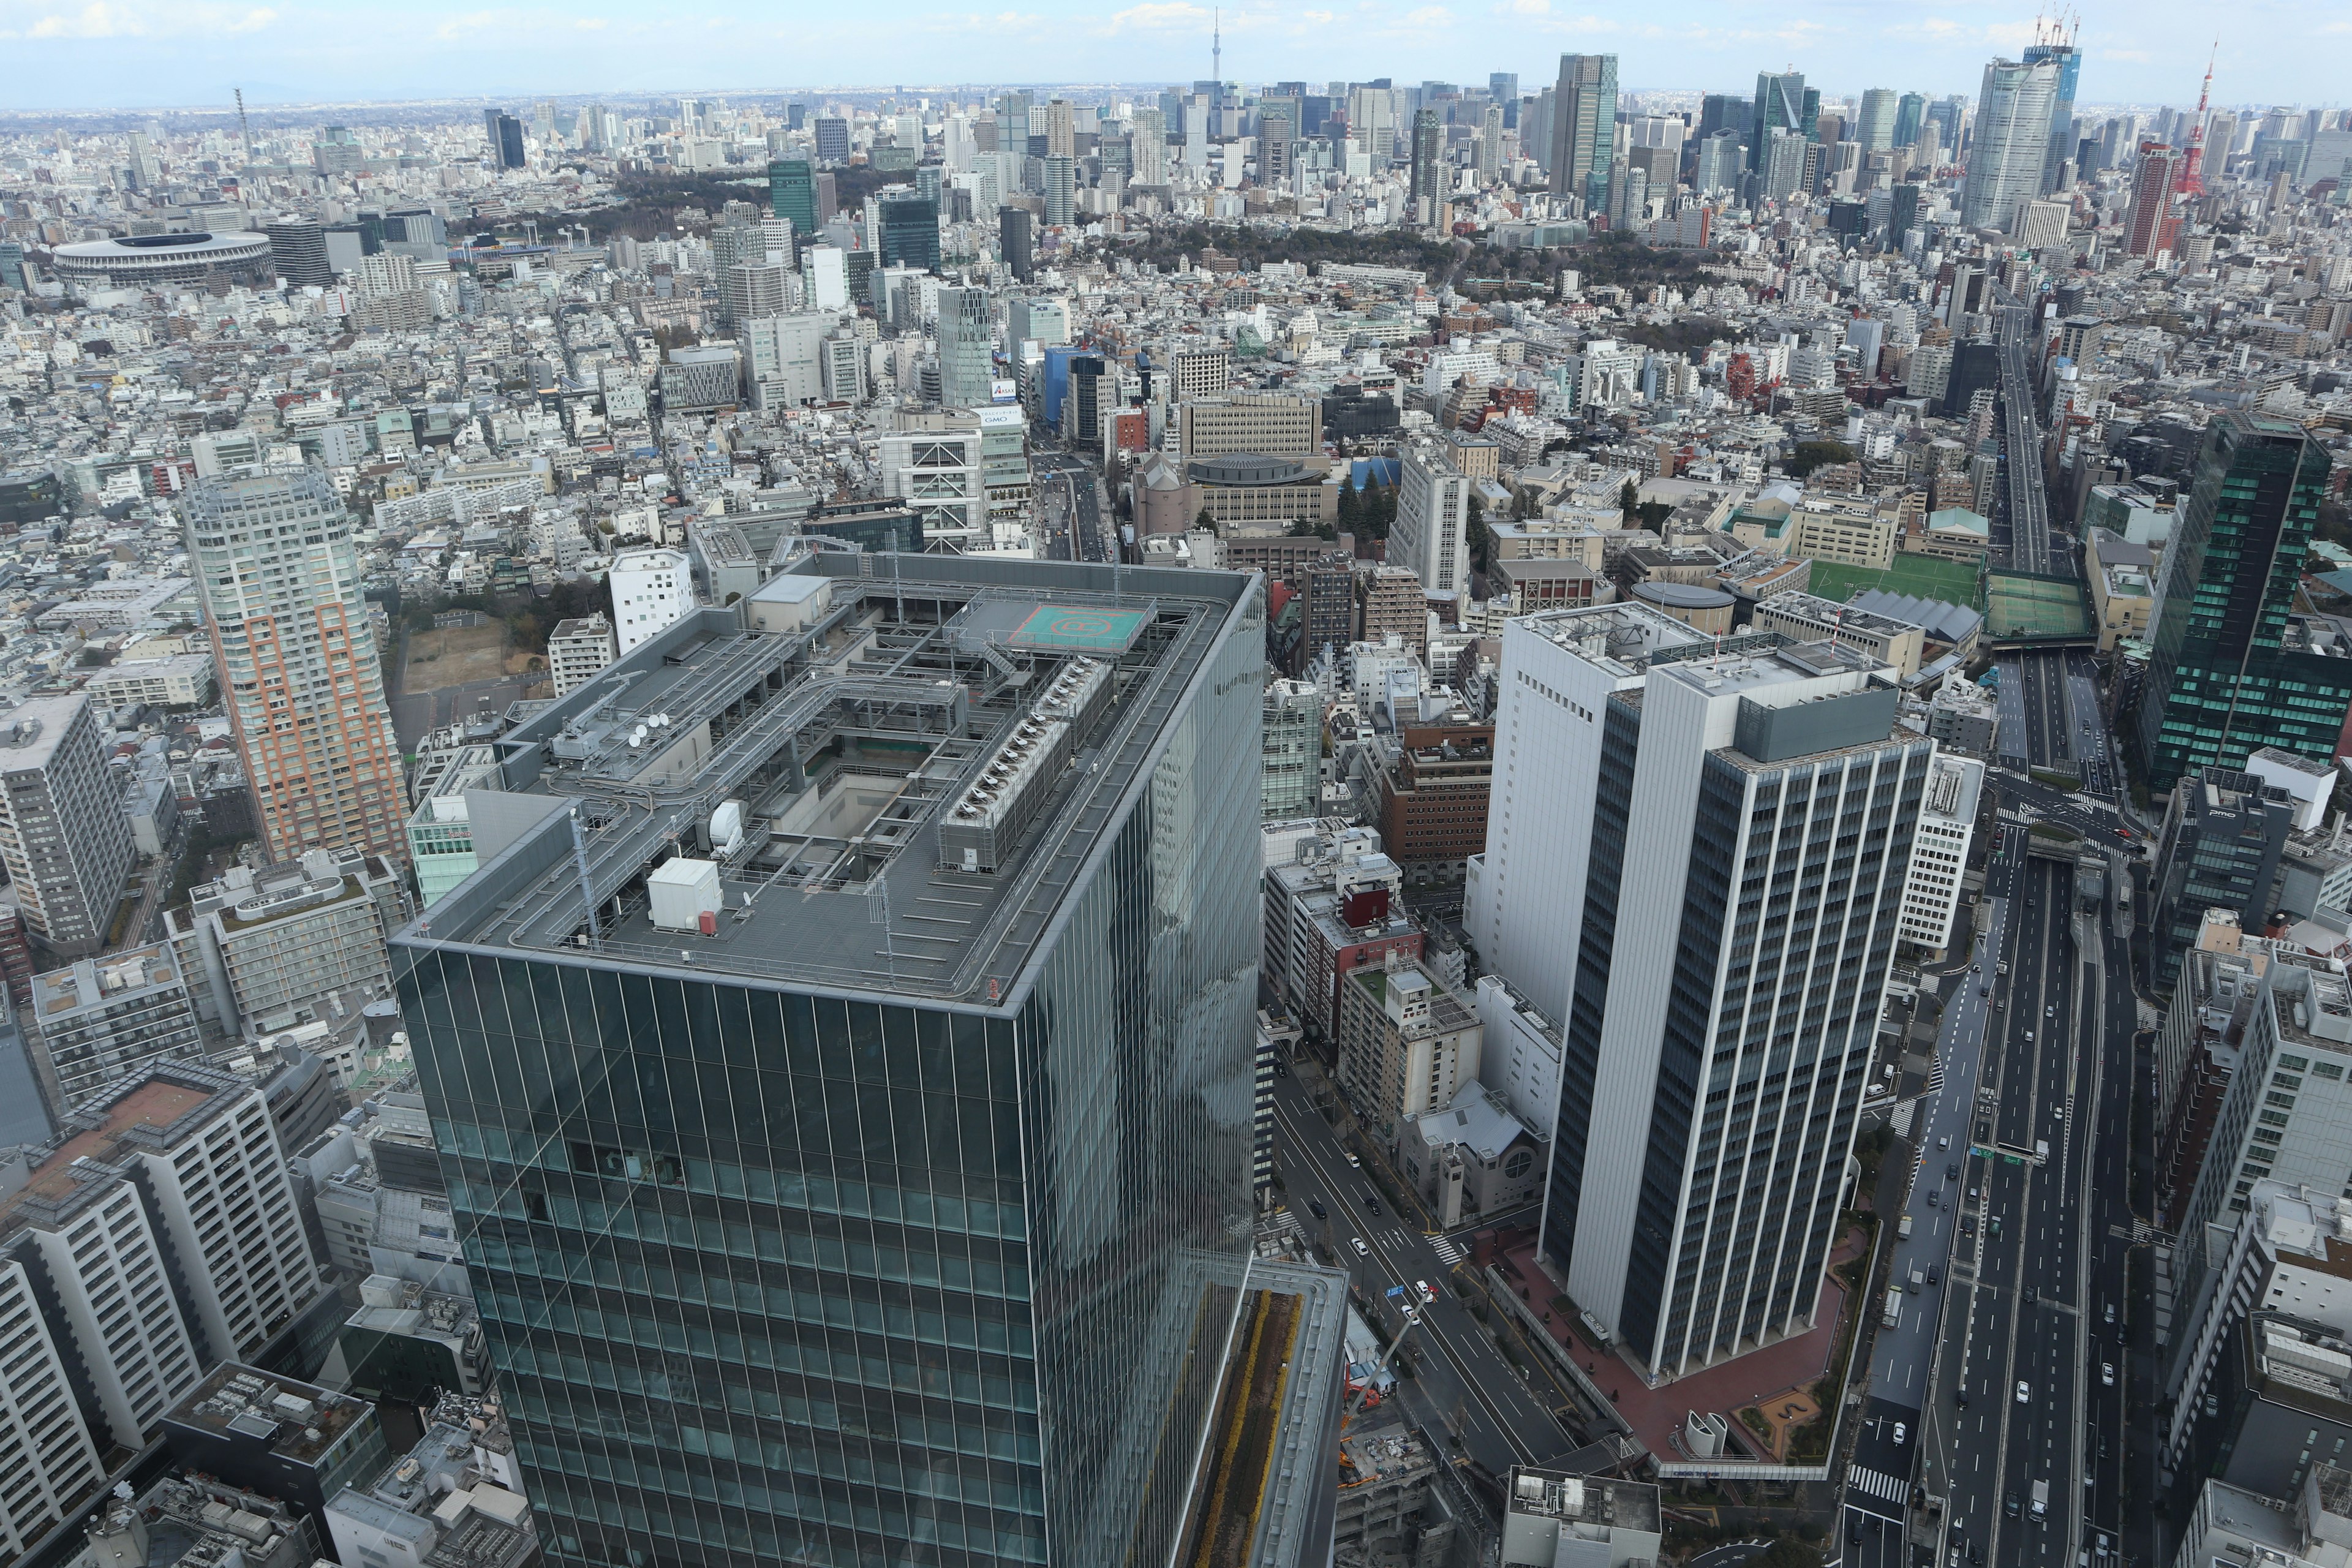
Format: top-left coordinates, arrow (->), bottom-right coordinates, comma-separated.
647,856 -> 722,932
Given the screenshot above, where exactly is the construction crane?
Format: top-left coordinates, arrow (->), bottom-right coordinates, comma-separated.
2179,43 -> 2217,197
1341,1281 -> 1439,1425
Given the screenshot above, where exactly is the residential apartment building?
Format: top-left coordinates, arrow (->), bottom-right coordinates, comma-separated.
82,652 -> 217,709
1376,720 -> 1494,883
1336,957 -> 1484,1141
25,943 -> 206,1111
186,469 -> 407,868
0,693 -> 137,957
547,614 -> 616,696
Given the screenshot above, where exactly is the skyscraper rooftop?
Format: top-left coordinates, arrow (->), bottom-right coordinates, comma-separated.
417,554 -> 1252,1008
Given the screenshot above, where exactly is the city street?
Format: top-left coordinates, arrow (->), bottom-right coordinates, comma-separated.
1267,1069 -> 1581,1480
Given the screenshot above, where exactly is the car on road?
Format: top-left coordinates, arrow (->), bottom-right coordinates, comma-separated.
1308,1199 -> 1326,1220
1928,1266 -> 1940,1286
2016,1380 -> 2031,1403
1345,1152 -> 1360,1168
1363,1191 -> 1381,1214
2025,1283 -> 2037,1304
2101,1362 -> 2115,1386
2048,1005 -> 2056,1019
1961,1215 -> 1975,1235
1351,1237 -> 1368,1256
1893,1422 -> 1907,1445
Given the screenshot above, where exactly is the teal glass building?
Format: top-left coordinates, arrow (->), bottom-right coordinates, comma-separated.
2135,411 -> 2348,789
395,556 -> 1264,1567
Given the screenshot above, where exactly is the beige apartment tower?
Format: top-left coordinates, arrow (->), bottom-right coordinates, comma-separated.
185,468 -> 408,868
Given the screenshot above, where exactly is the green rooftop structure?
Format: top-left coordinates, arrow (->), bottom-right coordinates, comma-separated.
2135,412 -> 2352,790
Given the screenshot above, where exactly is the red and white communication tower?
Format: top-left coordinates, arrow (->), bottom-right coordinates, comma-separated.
2179,43 -> 2217,197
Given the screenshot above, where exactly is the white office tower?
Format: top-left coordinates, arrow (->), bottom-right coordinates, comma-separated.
1392,443 -> 1471,596
935,284 -> 995,409
801,244 -> 849,311
1511,623 -> 1936,1379
1960,58 -> 2062,232
608,547 -> 695,655
741,312 -> 830,412
185,468 -> 409,869
1896,753 -> 1983,956
1468,604 -> 1708,1026
722,257 -> 796,328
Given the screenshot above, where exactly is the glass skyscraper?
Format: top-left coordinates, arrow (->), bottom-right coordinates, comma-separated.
396,555 -> 1263,1568
2135,412 -> 2350,789
768,159 -> 817,243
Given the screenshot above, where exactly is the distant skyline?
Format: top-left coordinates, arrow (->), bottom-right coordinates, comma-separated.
0,0 -> 2340,113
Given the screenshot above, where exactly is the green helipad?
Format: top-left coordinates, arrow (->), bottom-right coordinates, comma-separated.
1006,604 -> 1149,654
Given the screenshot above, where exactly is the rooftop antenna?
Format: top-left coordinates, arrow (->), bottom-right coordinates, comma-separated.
234,87 -> 255,167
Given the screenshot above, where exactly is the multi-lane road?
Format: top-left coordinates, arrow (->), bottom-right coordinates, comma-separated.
1032,449 -> 1112,564
1267,1069 -> 1581,1480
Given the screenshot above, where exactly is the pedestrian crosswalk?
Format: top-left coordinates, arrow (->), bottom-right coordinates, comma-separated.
1847,1466 -> 1910,1506
1268,1209 -> 1306,1240
1429,1234 -> 1465,1266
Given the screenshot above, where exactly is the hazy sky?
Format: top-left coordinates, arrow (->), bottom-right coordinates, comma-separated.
0,0 -> 2340,111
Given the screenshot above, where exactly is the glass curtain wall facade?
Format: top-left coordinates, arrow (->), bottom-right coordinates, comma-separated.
396,581 -> 1263,1568
2135,412 -> 2346,788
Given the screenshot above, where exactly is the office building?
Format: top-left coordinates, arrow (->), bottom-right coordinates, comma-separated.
876,190 -> 941,270
2022,35 -> 2081,192
482,110 -> 526,170
1465,605 -> 1709,1025
1000,206 -> 1036,281
741,312 -> 829,411
1549,55 -> 1618,208
2136,413 -> 2350,789
324,1392 -> 534,1568
812,115 -> 850,162
162,1362 -> 388,1525
1501,1469 -> 1662,1568
1897,754 -> 1985,956
767,156 -> 816,239
1751,71 -> 1807,169
937,284 -> 995,409
878,425 -> 987,543
1167,344 -> 1231,403
606,546 -> 695,655
167,848 -> 407,1040
1178,393 -> 1320,459
263,219 -> 332,289
1336,956 -> 1482,1140
2150,768 -> 2296,992
1538,634 -> 1933,1378
1390,443 -> 1470,596
1262,822 -> 1422,1045
394,556 -> 1262,1568
548,614 -> 616,696
720,257 -> 794,330
1409,108 -> 1442,217
186,468 -> 409,868
1961,58 -> 2062,231
25,944 -> 204,1112
1893,92 -> 1926,151
1375,719 -> 1494,882
1263,678 -> 1322,819
2124,140 -> 2185,258
1856,88 -> 1899,151
0,693 -> 135,957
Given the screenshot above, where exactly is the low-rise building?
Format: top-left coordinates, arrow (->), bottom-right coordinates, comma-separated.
1395,1081 -> 1546,1227
2087,527 -> 2157,651
546,614 -> 616,696
1751,590 -> 1926,678
162,1362 -> 390,1524
168,848 -> 409,1039
1500,1467 -> 1663,1568
325,1391 -> 533,1568
83,652 -> 218,709
26,943 -> 205,1110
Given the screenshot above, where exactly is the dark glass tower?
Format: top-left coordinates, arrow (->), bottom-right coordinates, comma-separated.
396,556 -> 1263,1568
878,192 -> 941,272
2135,412 -> 2348,789
767,158 -> 817,243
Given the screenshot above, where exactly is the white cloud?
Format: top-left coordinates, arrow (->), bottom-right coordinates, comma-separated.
26,1 -> 146,36
1107,0 -> 1211,28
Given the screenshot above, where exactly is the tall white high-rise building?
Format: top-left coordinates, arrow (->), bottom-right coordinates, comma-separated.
1492,615 -> 1934,1378
0,693 -> 136,957
1466,604 -> 1709,1026
1896,753 -> 1984,954
1961,58 -> 2062,231
184,468 -> 408,869
0,1250 -> 107,1559
935,284 -> 995,409
1391,443 -> 1471,597
608,547 -> 696,655
1131,107 -> 1167,184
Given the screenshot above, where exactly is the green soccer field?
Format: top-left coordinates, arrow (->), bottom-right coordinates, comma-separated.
1801,555 -> 1985,611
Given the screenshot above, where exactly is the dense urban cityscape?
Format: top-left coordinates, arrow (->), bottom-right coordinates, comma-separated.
0,23 -> 2349,1568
